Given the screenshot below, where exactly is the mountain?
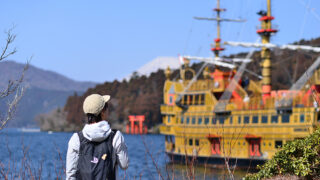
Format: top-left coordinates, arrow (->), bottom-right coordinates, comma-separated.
0,61 -> 95,91
0,61 -> 96,127
7,87 -> 77,127
125,56 -> 180,80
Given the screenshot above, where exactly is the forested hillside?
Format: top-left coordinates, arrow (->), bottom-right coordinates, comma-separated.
64,70 -> 167,130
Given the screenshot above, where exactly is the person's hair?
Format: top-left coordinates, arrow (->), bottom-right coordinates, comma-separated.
86,102 -> 109,124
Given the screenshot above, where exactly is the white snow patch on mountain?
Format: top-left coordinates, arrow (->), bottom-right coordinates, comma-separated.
124,56 -> 180,80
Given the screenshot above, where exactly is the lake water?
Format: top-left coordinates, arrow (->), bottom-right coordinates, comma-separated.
0,129 -> 247,179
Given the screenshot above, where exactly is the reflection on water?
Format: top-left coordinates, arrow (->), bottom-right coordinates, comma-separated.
0,129 -> 251,179
165,163 -> 248,180
122,134 -> 250,179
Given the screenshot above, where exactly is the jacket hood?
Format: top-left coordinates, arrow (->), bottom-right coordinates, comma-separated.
82,120 -> 111,142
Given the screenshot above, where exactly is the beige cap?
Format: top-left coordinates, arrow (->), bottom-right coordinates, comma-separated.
83,94 -> 110,116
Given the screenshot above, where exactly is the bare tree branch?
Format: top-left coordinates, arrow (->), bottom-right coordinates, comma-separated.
0,27 -> 17,62
0,27 -> 30,130
0,60 -> 29,98
0,86 -> 26,130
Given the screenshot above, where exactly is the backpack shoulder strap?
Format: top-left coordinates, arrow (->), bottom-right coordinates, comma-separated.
77,131 -> 87,153
106,129 -> 118,180
77,131 -> 84,142
107,129 -> 118,147
111,129 -> 118,138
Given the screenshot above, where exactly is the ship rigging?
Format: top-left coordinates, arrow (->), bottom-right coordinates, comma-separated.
160,0 -> 320,168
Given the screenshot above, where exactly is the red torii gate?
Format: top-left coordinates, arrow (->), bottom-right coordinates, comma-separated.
126,115 -> 147,134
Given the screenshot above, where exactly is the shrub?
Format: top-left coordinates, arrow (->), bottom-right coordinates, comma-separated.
245,129 -> 320,180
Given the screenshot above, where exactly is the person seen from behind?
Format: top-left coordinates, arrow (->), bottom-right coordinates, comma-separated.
66,94 -> 129,180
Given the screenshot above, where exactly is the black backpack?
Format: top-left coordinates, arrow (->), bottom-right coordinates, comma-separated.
76,129 -> 117,180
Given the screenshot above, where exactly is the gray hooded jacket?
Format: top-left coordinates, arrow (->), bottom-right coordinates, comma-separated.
66,121 -> 129,180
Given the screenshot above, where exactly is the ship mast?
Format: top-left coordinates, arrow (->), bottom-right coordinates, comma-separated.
223,0 -> 320,104
212,0 -> 224,58
258,0 -> 277,99
175,0 -> 246,108
194,0 -> 245,58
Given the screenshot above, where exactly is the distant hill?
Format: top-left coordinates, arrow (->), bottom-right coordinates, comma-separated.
6,87 -> 77,127
0,61 -> 95,91
0,61 -> 96,127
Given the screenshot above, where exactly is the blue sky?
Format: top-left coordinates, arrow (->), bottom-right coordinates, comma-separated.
0,0 -> 319,83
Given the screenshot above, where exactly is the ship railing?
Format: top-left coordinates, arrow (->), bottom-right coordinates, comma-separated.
182,79 -> 215,91
265,98 -> 276,109
160,104 -> 176,114
192,105 -> 211,112
294,94 -> 316,107
276,94 -> 316,108
227,92 -> 317,111
228,97 -> 267,110
160,125 -> 175,135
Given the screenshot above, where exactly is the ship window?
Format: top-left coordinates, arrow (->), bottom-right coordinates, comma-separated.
186,117 -> 190,124
282,115 -> 290,123
183,95 -> 187,105
200,94 -> 205,105
181,116 -> 184,124
238,116 -> 241,124
205,117 -> 210,125
275,140 -> 282,148
169,96 -> 173,104
252,116 -> 258,123
244,116 -> 249,124
192,117 -> 196,124
189,139 -> 193,146
219,117 -> 225,124
271,115 -> 278,123
186,95 -> 189,105
168,116 -> 171,123
165,135 -> 168,142
198,117 -> 202,124
249,139 -> 261,157
210,138 -> 221,155
229,117 -> 233,124
195,139 -> 199,146
262,116 -> 268,123
212,117 -> 216,124
195,95 -> 199,105
189,95 -> 193,105
300,114 -> 305,123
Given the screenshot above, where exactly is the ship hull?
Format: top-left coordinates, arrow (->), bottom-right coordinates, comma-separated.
166,152 -> 266,168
